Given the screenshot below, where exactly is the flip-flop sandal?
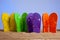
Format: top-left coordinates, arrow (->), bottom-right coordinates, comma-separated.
14,13 -> 21,32
2,13 -> 10,32
32,13 -> 41,33
21,12 -> 28,32
42,13 -> 49,32
10,13 -> 16,32
49,12 -> 58,33
27,13 -> 33,32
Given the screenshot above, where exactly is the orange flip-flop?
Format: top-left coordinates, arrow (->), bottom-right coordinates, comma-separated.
49,12 -> 58,33
42,13 -> 49,32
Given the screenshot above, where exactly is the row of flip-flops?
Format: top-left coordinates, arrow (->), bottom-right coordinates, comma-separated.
1,12 -> 58,33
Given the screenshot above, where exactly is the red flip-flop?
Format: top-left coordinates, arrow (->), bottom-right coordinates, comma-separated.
42,13 -> 49,32
49,12 -> 58,33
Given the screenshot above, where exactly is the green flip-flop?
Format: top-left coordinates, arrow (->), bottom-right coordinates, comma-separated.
14,13 -> 21,32
21,12 -> 28,32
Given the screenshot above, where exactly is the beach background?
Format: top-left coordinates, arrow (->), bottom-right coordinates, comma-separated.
0,0 -> 60,40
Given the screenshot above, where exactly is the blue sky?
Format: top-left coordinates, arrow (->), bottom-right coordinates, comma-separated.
0,0 -> 60,29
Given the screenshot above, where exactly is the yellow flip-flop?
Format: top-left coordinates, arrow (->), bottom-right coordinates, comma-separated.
2,13 -> 10,32
10,13 -> 16,32
42,13 -> 49,32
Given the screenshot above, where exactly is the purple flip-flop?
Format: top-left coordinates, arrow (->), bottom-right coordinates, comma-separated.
32,13 -> 41,33
27,13 -> 33,32
27,13 -> 41,33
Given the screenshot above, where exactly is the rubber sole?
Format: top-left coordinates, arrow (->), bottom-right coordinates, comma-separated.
42,13 -> 49,32
49,12 -> 58,33
15,13 -> 21,32
2,13 -> 10,32
10,13 -> 16,32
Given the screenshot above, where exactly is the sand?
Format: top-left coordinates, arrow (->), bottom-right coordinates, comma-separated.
0,31 -> 60,40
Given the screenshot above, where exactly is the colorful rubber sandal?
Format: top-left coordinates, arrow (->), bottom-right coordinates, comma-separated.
10,13 -> 16,32
49,12 -> 58,33
2,13 -> 10,32
15,13 -> 21,32
21,12 -> 28,32
32,13 -> 41,33
42,13 -> 49,32
27,13 -> 33,32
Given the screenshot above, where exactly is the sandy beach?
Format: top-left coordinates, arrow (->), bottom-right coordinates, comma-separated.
0,30 -> 60,40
